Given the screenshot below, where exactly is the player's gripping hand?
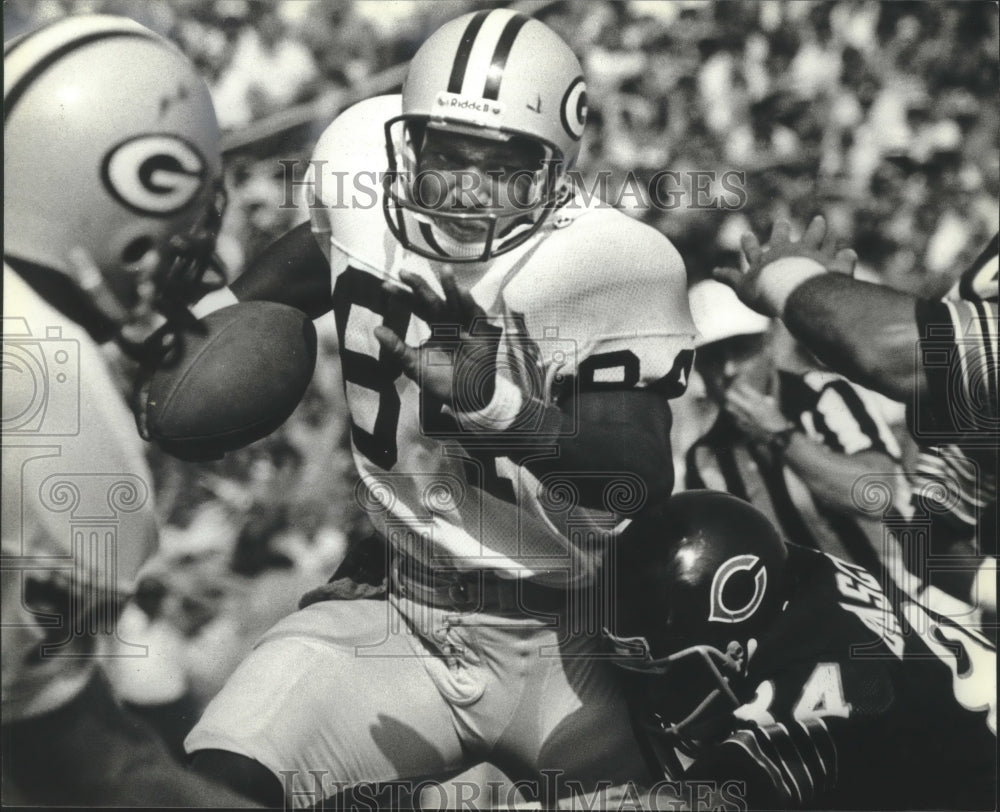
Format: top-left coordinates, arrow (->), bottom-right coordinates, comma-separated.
724,381 -> 795,447
713,216 -> 858,318
374,268 -> 505,416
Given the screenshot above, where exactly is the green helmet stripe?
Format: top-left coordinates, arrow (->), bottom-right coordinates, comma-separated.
446,9 -> 490,94
483,13 -> 530,101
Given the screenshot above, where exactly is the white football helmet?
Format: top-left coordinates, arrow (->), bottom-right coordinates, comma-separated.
688,280 -> 771,347
384,8 -> 588,262
4,14 -> 224,359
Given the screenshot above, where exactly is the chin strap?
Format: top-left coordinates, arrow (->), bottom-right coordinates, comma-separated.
66,247 -> 132,326
64,246 -> 212,370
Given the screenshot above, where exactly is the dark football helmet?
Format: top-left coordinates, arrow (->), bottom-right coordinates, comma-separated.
605,490 -> 790,754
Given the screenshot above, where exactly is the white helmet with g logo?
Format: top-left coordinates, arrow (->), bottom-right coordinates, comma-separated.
384,8 -> 588,262
4,14 -> 225,354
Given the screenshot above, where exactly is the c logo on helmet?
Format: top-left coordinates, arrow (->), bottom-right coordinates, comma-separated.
102,135 -> 206,217
709,554 -> 768,624
560,76 -> 587,141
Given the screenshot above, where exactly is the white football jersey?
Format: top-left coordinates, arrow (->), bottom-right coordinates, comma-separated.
308,96 -> 696,585
2,263 -> 158,717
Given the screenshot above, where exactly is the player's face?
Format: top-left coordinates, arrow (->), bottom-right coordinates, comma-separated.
414,128 -> 545,243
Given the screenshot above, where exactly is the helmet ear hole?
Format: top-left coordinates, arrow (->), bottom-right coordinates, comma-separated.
122,236 -> 155,265
507,135 -> 547,169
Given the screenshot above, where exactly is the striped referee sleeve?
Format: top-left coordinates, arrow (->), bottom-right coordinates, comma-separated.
912,443 -> 994,530
915,296 -> 999,438
944,298 -> 998,427
813,379 -> 898,457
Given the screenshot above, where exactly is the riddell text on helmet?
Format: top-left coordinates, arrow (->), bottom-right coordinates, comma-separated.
434,91 -> 503,118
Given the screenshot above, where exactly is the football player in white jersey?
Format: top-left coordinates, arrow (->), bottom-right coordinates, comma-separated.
2,15 -> 254,807
186,9 -> 696,807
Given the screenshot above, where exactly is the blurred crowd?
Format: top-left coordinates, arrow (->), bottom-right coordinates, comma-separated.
556,0 -> 999,294
5,0 -> 997,753
10,0 -> 996,292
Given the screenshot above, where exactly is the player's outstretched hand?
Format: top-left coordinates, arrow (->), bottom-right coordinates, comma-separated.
713,216 -> 858,318
374,268 -> 503,412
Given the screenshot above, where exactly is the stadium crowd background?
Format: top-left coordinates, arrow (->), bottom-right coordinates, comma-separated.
4,0 -> 997,759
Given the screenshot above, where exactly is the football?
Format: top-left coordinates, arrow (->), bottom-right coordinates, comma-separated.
136,301 -> 318,461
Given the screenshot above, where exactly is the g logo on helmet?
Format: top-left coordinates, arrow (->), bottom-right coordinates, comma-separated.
102,135 -> 207,217
709,554 -> 768,624
560,76 -> 587,141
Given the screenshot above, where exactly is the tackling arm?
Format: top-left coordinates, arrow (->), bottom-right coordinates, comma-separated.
194,221 -> 332,320
523,388 -> 676,510
231,221 -> 332,319
717,218 -> 998,431
782,275 -> 922,405
784,276 -> 999,438
782,441 -> 894,514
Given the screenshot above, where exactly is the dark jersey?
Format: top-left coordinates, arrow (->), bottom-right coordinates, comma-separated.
669,546 -> 996,809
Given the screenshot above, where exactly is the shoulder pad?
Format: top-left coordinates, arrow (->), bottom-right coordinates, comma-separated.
310,95 -> 401,178
308,95 -> 401,269
531,207 -> 686,290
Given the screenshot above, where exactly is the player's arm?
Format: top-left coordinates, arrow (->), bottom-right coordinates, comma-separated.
374,273 -> 678,507
773,261 -> 997,439
193,221 -> 332,320
779,274 -> 999,429
725,377 -> 899,513
716,219 -> 998,421
683,718 -> 843,809
522,387 -> 677,508
782,274 -> 922,404
229,221 -> 332,319
781,442 -> 893,514
375,218 -> 693,510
